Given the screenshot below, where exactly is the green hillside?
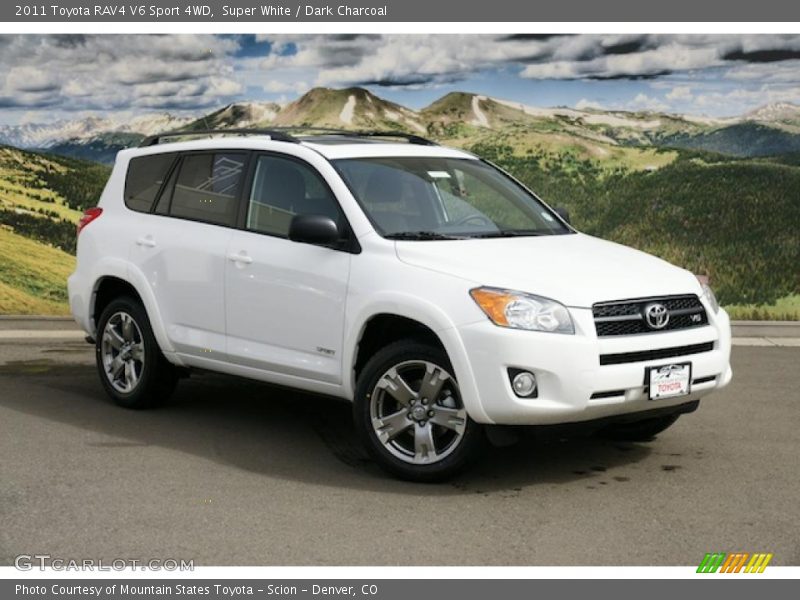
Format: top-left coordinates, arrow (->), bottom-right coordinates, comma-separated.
47,132 -> 144,164
272,87 -> 425,132
656,122 -> 800,157
0,226 -> 76,315
1,114 -> 799,318
471,142 -> 800,307
0,146 -> 109,314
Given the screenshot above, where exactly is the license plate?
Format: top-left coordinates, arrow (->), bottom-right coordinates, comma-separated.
647,362 -> 691,400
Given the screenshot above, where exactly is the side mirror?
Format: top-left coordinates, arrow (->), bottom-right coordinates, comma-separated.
554,206 -> 571,225
288,214 -> 340,246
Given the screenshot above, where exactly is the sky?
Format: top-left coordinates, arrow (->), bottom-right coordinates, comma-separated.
2,33 -> 800,125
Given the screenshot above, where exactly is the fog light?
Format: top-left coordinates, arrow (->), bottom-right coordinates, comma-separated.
511,370 -> 537,398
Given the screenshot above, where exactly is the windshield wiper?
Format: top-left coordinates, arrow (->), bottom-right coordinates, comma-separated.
384,231 -> 466,241
469,229 -> 547,238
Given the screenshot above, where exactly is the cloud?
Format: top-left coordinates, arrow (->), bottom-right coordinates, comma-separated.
5,67 -> 61,94
628,93 -> 670,112
3,33 -> 800,125
724,60 -> 800,82
262,79 -> 309,94
692,85 -> 800,113
666,86 -> 693,101
0,35 -> 241,114
251,34 -> 800,89
257,35 -> 552,87
520,41 -> 720,80
575,98 -> 604,110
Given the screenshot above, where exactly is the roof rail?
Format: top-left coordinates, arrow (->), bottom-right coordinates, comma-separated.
269,127 -> 437,146
138,128 -> 299,147
341,130 -> 438,146
138,127 -> 438,148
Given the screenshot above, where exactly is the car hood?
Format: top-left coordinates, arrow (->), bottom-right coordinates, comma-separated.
395,233 -> 701,308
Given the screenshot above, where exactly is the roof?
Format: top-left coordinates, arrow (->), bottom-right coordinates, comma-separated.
302,140 -> 475,160
119,132 -> 476,161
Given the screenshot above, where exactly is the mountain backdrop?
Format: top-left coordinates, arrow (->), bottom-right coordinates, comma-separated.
1,87 -> 799,317
6,88 -> 800,164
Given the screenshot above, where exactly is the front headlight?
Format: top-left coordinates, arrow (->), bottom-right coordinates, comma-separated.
696,276 -> 720,314
470,287 -> 575,334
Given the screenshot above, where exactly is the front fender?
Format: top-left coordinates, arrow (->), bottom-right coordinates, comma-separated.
342,292 -> 491,423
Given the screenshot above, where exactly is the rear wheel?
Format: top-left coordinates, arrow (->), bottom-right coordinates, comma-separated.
599,413 -> 681,442
96,296 -> 178,409
354,340 -> 483,482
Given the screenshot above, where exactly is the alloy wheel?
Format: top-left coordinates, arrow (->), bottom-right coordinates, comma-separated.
369,360 -> 467,465
100,311 -> 145,394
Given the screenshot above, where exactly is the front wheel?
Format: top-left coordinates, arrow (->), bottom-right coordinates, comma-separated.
353,340 -> 483,482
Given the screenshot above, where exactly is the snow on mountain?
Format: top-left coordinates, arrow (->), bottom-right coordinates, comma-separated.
492,97 -> 665,129
470,96 -> 490,127
3,89 -> 800,164
0,112 -> 196,149
744,102 -> 800,123
338,95 -> 357,125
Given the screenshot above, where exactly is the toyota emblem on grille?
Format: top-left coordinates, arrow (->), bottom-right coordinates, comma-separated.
644,303 -> 670,329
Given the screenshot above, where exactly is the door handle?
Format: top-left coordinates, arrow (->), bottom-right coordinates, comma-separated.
136,236 -> 156,248
227,252 -> 253,265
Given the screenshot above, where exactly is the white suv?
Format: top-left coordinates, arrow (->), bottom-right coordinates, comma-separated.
69,129 -> 732,481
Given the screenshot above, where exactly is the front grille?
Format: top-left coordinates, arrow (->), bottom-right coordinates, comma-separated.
599,341 -> 714,366
593,295 -> 707,337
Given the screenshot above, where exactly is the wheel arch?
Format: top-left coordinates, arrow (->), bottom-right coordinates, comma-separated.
92,277 -> 143,331
89,266 -> 177,357
344,298 -> 490,423
353,314 -> 446,381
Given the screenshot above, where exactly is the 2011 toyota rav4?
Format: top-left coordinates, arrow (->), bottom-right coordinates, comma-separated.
68,129 -> 732,481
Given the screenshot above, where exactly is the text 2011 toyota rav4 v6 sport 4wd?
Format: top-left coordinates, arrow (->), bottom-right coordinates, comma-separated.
68,129 -> 732,481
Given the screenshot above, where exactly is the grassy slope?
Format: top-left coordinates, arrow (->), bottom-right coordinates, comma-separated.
272,87 -> 423,131
1,119 -> 798,319
0,146 -> 108,315
442,125 -> 677,174
0,226 -> 74,315
475,143 -> 800,312
0,147 -> 83,222
725,294 -> 800,321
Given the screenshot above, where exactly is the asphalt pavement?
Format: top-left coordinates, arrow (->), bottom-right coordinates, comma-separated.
0,329 -> 798,566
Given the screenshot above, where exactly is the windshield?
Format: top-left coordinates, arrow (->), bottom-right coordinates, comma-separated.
333,157 -> 571,240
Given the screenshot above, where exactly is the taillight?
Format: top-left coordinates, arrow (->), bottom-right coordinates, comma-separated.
77,207 -> 103,236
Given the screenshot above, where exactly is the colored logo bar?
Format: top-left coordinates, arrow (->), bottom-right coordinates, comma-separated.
697,552 -> 773,573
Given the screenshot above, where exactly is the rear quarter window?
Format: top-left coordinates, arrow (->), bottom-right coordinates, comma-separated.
169,152 -> 247,227
124,153 -> 177,213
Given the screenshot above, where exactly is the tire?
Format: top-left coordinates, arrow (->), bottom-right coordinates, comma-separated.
95,296 -> 178,409
353,340 -> 483,482
599,413 -> 681,442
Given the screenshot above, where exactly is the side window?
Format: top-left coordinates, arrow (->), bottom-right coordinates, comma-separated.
153,163 -> 178,215
247,155 -> 342,237
124,153 -> 176,212
170,153 -> 246,227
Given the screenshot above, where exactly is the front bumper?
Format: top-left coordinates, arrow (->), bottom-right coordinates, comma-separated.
456,306 -> 732,425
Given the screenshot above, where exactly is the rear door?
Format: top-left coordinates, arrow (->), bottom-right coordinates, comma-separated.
224,152 -> 352,384
127,150 -> 249,360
